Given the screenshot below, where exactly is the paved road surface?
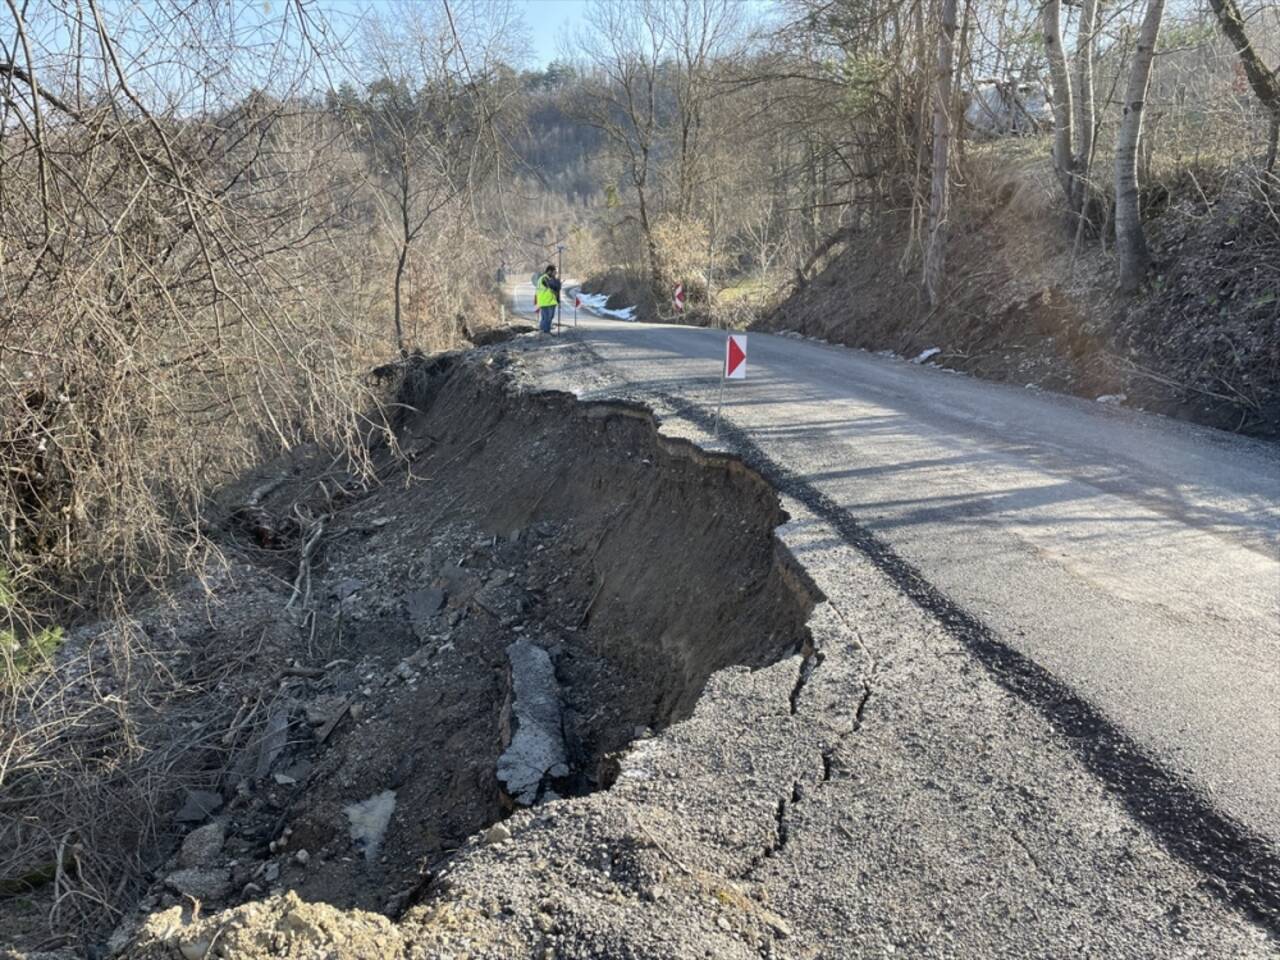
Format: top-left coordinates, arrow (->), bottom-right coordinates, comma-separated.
511,282 -> 1280,847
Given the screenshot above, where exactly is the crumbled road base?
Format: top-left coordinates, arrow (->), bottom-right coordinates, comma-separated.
1,348 -> 812,959
5,340 -> 1277,959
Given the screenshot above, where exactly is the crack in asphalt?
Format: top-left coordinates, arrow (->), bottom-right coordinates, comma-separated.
560,349 -> 1280,937
852,682 -> 873,732
1007,821 -> 1048,877
773,797 -> 790,854
787,649 -> 823,716
741,790 -> 797,881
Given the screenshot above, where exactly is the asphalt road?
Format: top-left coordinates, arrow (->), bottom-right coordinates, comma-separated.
511,283 -> 1280,848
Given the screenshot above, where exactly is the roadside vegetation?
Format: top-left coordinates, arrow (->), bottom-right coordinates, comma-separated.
519,0 -> 1278,434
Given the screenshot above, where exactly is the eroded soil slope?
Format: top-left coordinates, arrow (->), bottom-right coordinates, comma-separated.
0,352 -> 813,957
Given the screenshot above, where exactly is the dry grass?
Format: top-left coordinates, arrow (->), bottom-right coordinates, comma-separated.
0,3 -> 508,943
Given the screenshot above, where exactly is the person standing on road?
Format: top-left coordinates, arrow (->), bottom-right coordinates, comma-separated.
535,264 -> 561,334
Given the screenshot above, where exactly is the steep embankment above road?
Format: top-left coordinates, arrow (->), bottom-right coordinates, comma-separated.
760,149 -> 1280,440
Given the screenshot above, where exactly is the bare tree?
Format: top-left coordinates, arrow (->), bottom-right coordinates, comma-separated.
574,0 -> 744,303
1071,0 -> 1100,215
574,1 -> 665,294
1042,0 -> 1076,200
1115,0 -> 1167,292
924,0 -> 959,304
0,0 -> 398,936
664,0 -> 744,219
355,1 -> 512,351
1207,0 -> 1280,173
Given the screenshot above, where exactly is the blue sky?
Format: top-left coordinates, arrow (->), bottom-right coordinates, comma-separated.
31,1 -> 777,96
518,0 -> 594,42
312,0 -> 613,68
325,0 -> 776,69
517,0 -> 779,67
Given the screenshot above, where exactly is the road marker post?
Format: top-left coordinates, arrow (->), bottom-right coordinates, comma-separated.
574,294 -> 580,328
714,333 -> 747,438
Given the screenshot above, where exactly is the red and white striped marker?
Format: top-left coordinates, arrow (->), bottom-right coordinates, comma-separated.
715,333 -> 747,437
725,333 -> 747,379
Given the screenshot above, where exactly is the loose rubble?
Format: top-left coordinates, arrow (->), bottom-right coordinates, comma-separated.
0,350 -> 812,956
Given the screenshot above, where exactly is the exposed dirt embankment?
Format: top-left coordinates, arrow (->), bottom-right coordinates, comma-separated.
757,148 -> 1280,439
0,350 -> 815,957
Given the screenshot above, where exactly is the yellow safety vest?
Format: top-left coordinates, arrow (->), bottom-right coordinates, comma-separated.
535,274 -> 558,308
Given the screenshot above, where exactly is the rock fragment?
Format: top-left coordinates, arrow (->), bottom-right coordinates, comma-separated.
164,867 -> 231,901
175,790 -> 223,823
178,821 -> 225,868
406,587 -> 446,640
255,708 -> 289,778
497,639 -> 570,806
178,938 -> 212,960
344,790 -> 397,861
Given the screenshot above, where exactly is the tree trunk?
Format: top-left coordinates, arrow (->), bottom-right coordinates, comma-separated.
953,0 -> 974,167
923,0 -> 959,305
393,164 -> 410,353
1115,0 -> 1166,294
635,174 -> 663,303
1206,0 -> 1280,173
803,136 -> 819,255
1071,0 -> 1099,216
1042,0 -> 1075,201
393,243 -> 408,353
901,0 -> 931,274
1268,111 -> 1279,174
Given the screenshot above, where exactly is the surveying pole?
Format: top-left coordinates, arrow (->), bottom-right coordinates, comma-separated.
555,243 -> 565,332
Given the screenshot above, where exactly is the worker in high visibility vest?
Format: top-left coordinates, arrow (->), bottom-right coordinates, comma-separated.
534,264 -> 561,334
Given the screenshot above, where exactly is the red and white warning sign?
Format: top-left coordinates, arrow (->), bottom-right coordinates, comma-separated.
724,334 -> 747,379
673,283 -> 685,313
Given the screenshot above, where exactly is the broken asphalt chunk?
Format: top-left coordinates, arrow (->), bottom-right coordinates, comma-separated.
175,790 -> 223,823
406,587 -> 446,641
497,639 -> 570,806
255,708 -> 289,779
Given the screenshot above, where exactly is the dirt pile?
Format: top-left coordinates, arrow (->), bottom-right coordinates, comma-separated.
0,349 -> 814,957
